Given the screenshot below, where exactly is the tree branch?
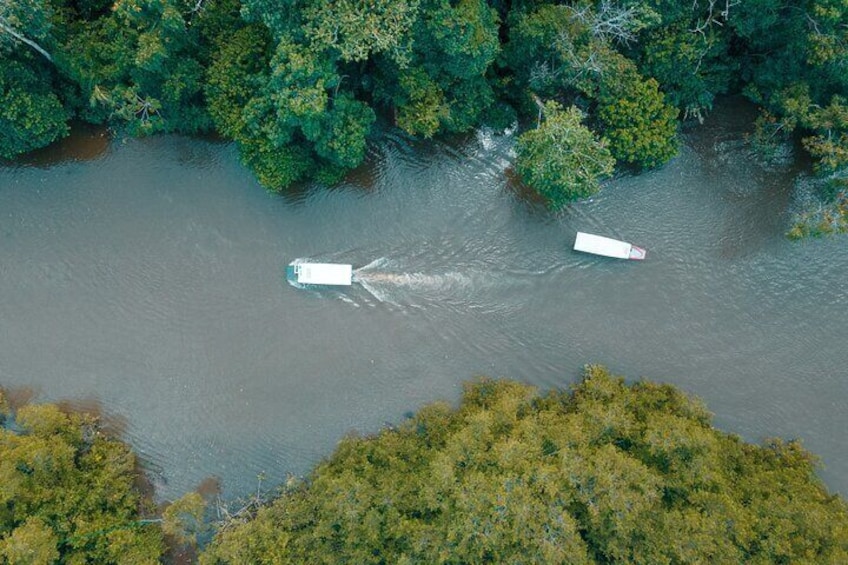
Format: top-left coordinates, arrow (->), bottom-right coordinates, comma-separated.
0,19 -> 53,63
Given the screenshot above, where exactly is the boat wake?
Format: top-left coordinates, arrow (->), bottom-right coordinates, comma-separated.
350,257 -> 536,316
352,257 -> 477,306
290,256 -> 556,313
356,273 -> 472,306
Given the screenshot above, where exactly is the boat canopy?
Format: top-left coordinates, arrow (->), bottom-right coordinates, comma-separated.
294,262 -> 353,286
573,232 -> 633,259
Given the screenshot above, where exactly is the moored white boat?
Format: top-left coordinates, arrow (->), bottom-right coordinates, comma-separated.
287,261 -> 353,286
573,232 -> 646,260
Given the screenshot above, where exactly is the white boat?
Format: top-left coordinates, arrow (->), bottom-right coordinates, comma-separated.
573,232 -> 646,260
287,261 -> 353,286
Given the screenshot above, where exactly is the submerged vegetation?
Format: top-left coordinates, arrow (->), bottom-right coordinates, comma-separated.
3,367 -> 848,563
1,0 -> 846,221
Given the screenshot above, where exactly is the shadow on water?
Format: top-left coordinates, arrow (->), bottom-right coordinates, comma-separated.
0,386 -> 38,411
339,146 -> 386,193
8,122 -> 111,168
503,167 -> 552,215
173,137 -> 224,169
0,387 -> 132,442
266,172 -> 379,206
55,397 -> 130,437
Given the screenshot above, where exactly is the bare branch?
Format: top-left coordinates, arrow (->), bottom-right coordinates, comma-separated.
569,1 -> 655,46
0,19 -> 53,63
690,0 -> 739,35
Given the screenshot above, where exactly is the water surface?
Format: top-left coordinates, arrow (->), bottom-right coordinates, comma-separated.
1,103 -> 846,498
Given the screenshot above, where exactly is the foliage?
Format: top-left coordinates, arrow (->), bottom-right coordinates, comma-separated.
421,0 -> 500,81
1,517 -> 60,564
787,174 -> 848,239
239,135 -> 316,191
515,101 -> 615,209
163,492 -> 208,547
596,53 -> 678,169
392,66 -> 449,138
501,4 -> 572,96
801,96 -> 848,176
0,391 -> 8,420
200,365 -> 848,564
637,23 -> 735,121
202,21 -> 321,190
503,2 -> 659,101
1,0 -> 847,231
303,0 -> 419,65
0,56 -> 69,159
0,399 -> 165,563
746,84 -> 848,237
204,24 -> 271,140
748,109 -> 794,164
54,0 -> 218,134
731,0 -> 848,217
372,0 -> 500,138
305,92 -> 375,169
0,0 -> 55,62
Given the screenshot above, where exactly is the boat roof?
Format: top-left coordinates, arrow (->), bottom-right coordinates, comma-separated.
295,263 -> 353,285
573,232 -> 632,259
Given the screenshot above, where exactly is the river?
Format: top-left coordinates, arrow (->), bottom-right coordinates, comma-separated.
1,101 -> 846,499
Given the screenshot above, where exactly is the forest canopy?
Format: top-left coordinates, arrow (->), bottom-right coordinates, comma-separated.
199,366 -> 848,564
1,0 -> 846,225
0,390 -> 166,563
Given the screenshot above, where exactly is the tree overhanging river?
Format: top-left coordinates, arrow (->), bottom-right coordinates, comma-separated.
1,100 -> 846,499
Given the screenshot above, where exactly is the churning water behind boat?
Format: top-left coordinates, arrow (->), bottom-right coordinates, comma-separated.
1,101 -> 847,500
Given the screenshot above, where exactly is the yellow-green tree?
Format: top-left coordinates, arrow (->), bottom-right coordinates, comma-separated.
200,366 -> 848,564
0,392 -> 164,564
596,54 -> 678,169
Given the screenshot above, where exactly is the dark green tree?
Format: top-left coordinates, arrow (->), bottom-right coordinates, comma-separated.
372,0 -> 500,137
0,57 -> 69,159
57,0 -> 212,134
0,0 -> 55,63
204,24 -> 271,141
501,3 -> 658,105
637,23 -> 736,121
596,53 -> 678,169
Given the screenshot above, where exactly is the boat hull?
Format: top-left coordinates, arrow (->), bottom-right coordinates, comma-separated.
574,232 -> 646,260
287,261 -> 353,286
